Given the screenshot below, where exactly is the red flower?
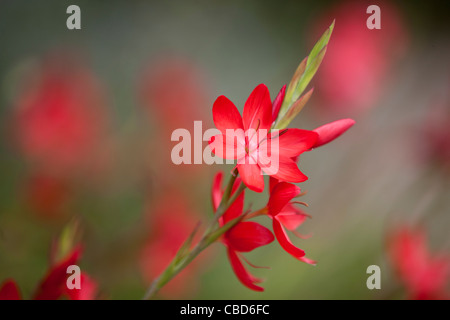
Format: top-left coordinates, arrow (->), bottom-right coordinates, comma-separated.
34,246 -> 99,300
388,226 -> 450,300
209,84 -> 318,192
266,179 -> 315,265
13,53 -> 110,177
312,1 -> 408,115
34,246 -> 82,300
0,280 -> 21,300
0,246 -> 98,300
65,273 -> 98,300
212,172 -> 274,291
139,57 -> 210,131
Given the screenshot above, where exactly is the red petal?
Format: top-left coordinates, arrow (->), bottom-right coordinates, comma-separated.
269,177 -> 279,193
243,84 -> 272,132
237,162 -> 264,193
272,84 -> 286,122
267,182 -> 301,216
227,248 -> 264,292
212,95 -> 244,133
264,157 -> 309,183
0,279 -> 21,300
277,210 -> 309,231
273,218 -> 306,260
65,273 -> 98,300
222,184 -> 245,224
258,130 -> 317,169
277,129 -> 318,157
214,173 -> 245,225
34,246 -> 82,300
313,118 -> 355,148
299,256 -> 317,266
212,171 -> 224,211
226,221 -> 274,252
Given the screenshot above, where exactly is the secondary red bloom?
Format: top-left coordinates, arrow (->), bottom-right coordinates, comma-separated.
139,57 -> 210,131
209,84 -> 318,192
34,246 -> 83,300
388,226 -> 450,300
0,246 -> 98,300
312,1 -> 408,115
212,172 -> 274,291
13,53 -> 110,177
0,280 -> 21,300
266,178 -> 315,265
65,273 -> 98,300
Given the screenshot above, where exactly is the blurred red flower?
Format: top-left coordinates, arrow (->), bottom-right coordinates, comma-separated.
0,280 -> 21,300
0,246 -> 98,300
12,53 -> 110,178
419,103 -> 450,172
388,226 -> 450,300
312,1 -> 408,116
139,56 -> 210,131
212,172 -> 274,291
139,57 -> 212,180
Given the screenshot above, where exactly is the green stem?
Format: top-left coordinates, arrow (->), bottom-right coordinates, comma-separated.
142,170 -> 246,300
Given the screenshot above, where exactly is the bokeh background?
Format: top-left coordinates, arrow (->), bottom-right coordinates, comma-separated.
0,0 -> 449,299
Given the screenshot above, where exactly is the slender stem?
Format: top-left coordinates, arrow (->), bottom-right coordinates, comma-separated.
142,170 -> 246,300
244,207 -> 268,220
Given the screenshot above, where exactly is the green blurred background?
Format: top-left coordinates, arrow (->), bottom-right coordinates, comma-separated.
0,0 -> 449,299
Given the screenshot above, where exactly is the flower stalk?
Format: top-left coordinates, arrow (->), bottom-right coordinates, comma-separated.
143,170 -> 246,300
142,20 -> 355,298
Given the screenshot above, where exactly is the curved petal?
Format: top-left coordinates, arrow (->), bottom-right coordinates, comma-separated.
0,279 -> 21,300
267,182 -> 301,216
227,248 -> 264,292
226,221 -> 274,252
269,177 -> 280,193
257,129 -> 317,172
273,218 -> 306,260
65,273 -> 98,300
212,171 -> 224,211
222,181 -> 245,224
299,256 -> 317,266
213,95 -> 244,133
277,210 -> 309,231
313,118 -> 355,148
277,129 -> 318,157
264,157 -> 308,183
237,162 -> 264,193
243,84 -> 272,132
34,246 -> 82,300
